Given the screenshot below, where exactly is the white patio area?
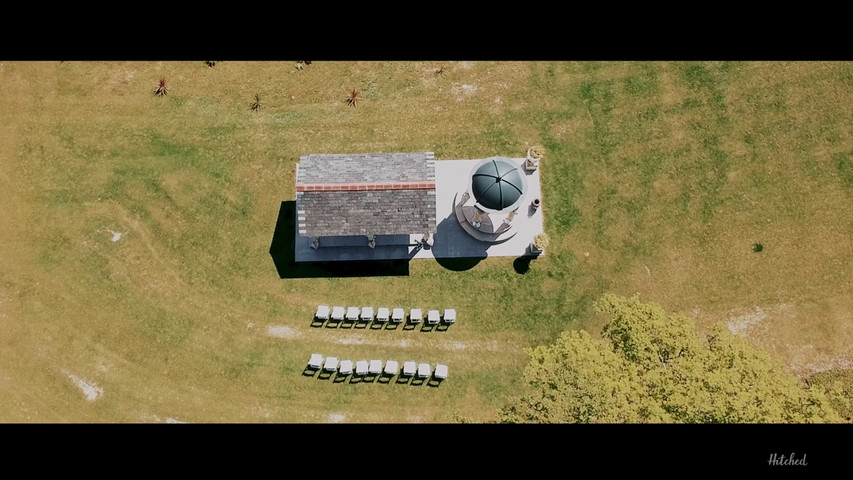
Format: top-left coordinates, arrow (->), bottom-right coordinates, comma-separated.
293,158 -> 544,262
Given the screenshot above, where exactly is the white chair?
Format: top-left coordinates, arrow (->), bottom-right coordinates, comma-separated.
427,309 -> 440,325
402,361 -> 417,377
331,306 -> 345,321
434,363 -> 448,380
409,308 -> 422,324
360,307 -> 374,322
323,356 -> 339,372
346,307 -> 360,321
384,360 -> 399,376
443,309 -> 456,324
391,308 -> 405,323
339,360 -> 354,375
368,359 -> 383,375
417,363 -> 431,379
355,360 -> 369,376
307,353 -> 323,369
315,305 -> 330,320
376,307 -> 390,323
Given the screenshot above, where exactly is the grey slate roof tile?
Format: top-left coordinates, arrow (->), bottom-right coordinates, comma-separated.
298,190 -> 436,237
297,152 -> 435,184
295,152 -> 437,237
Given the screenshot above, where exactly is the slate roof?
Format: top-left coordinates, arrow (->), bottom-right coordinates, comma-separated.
297,152 -> 434,184
295,153 -> 437,237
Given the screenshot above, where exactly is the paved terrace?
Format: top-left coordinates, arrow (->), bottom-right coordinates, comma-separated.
294,158 -> 545,262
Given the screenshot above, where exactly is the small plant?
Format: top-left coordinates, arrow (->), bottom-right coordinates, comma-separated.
533,232 -> 551,250
204,61 -> 219,67
528,145 -> 545,159
435,66 -> 446,76
753,243 -> 764,253
345,88 -> 360,106
154,77 -> 169,97
295,61 -> 312,71
251,94 -> 261,112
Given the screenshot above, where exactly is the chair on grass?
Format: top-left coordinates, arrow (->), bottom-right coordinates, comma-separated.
315,305 -> 330,321
384,360 -> 399,376
338,360 -> 353,376
307,353 -> 324,370
323,356 -> 339,373
376,307 -> 390,323
409,308 -> 423,324
355,360 -> 369,376
360,306 -> 374,322
346,307 -> 360,322
443,309 -> 456,324
402,360 -> 417,377
391,308 -> 405,323
368,359 -> 383,376
331,306 -> 345,322
417,363 -> 431,379
427,309 -> 440,326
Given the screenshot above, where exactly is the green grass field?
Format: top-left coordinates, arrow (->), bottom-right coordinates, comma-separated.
0,61 -> 850,422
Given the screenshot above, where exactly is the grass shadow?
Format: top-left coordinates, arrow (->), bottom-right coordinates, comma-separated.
269,201 -> 410,279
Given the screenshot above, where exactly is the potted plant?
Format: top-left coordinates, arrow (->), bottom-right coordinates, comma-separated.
530,232 -> 550,255
525,145 -> 545,171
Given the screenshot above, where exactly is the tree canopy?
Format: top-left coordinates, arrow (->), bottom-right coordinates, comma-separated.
500,294 -> 844,423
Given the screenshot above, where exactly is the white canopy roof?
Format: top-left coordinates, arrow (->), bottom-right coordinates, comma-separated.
331,306 -> 346,320
315,305 -> 330,319
417,363 -> 431,378
434,363 -> 448,379
339,360 -> 353,374
346,306 -> 360,320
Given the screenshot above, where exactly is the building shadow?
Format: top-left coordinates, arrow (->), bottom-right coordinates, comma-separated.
513,256 -> 532,274
431,213 -> 488,272
269,201 -> 410,279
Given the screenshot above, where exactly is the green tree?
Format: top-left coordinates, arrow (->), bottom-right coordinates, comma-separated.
500,294 -> 844,423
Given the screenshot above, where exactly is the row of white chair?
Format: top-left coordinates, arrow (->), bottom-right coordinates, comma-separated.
307,353 -> 447,380
315,306 -> 456,325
